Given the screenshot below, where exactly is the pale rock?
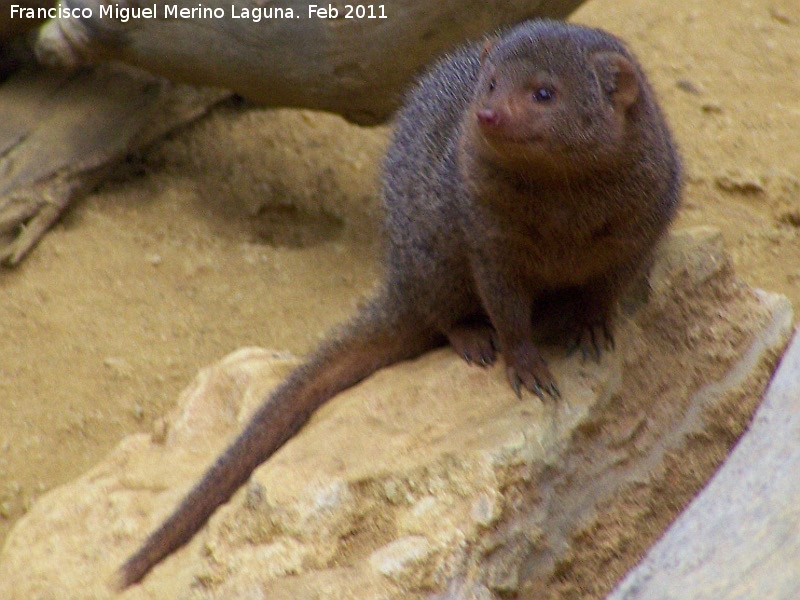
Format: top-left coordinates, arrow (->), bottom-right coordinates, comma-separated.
0,228 -> 792,600
370,536 -> 436,585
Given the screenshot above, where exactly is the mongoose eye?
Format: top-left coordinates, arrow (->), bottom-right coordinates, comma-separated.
533,87 -> 555,102
489,79 -> 496,92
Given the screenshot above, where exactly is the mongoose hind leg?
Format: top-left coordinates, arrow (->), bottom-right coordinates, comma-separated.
565,267 -> 631,362
567,320 -> 615,363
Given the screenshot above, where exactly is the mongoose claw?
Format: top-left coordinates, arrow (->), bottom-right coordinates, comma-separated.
509,372 -> 523,399
567,321 -> 615,363
565,338 -> 580,357
447,323 -> 497,368
505,342 -> 560,402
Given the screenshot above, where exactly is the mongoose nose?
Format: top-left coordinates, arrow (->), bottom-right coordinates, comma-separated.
476,108 -> 501,127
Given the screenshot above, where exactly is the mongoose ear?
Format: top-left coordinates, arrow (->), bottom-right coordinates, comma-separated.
480,38 -> 496,64
591,52 -> 640,111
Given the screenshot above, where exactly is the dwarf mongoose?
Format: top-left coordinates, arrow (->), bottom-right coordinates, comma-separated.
115,19 -> 681,588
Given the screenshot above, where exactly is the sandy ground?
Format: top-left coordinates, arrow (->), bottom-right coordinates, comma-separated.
0,0 -> 797,582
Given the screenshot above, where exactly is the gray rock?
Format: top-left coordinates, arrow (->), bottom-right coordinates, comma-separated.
608,326 -> 800,600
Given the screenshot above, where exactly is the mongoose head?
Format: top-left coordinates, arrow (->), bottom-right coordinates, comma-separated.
470,20 -> 643,176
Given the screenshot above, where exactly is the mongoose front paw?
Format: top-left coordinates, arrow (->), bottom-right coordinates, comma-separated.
505,342 -> 561,401
447,323 -> 497,367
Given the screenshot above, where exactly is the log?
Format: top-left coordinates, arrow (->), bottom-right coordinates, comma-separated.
35,0 -> 586,125
0,0 -> 585,263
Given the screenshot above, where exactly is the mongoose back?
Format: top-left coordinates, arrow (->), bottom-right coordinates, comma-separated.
115,19 -> 681,588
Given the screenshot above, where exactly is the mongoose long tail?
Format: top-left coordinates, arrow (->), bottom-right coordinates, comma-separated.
114,299 -> 438,589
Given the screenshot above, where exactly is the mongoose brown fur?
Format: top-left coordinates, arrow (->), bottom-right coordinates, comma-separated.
114,19 -> 681,588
